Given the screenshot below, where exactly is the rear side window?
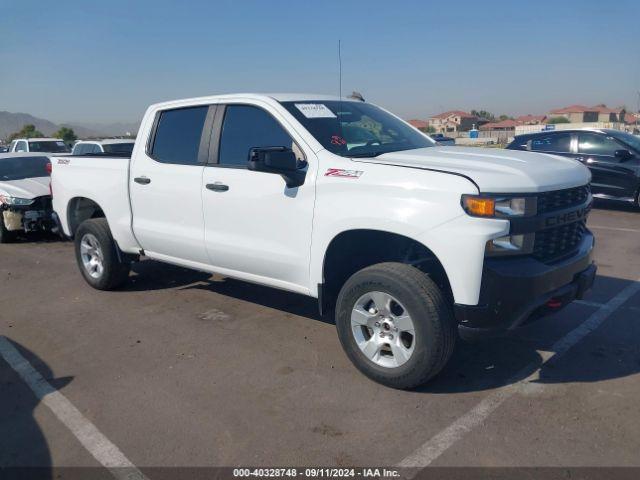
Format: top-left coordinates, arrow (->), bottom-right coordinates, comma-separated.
218,105 -> 297,167
151,106 -> 208,165
530,134 -> 571,153
578,133 -> 620,157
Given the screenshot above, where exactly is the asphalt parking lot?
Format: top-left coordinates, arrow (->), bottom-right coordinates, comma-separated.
1,200 -> 639,476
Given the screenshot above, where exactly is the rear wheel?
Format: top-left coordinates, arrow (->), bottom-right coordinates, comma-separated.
335,262 -> 456,389
0,214 -> 16,243
74,218 -> 131,290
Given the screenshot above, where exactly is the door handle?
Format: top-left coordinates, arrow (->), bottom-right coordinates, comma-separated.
134,176 -> 151,185
206,182 -> 229,192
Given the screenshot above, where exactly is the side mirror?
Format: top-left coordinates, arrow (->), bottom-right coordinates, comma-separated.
614,149 -> 633,161
248,147 -> 306,188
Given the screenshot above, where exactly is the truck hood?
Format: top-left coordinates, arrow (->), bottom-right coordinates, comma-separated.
358,147 -> 591,193
0,177 -> 50,200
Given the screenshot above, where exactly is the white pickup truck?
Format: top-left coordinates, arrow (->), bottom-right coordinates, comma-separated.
51,94 -> 596,389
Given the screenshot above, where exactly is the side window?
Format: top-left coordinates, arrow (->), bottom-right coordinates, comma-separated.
15,141 -> 28,152
73,144 -> 84,154
530,134 -> 571,153
218,105 -> 301,167
578,133 -> 620,157
88,144 -> 100,154
150,106 -> 208,165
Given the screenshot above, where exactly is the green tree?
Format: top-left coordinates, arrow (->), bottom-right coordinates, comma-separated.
471,110 -> 495,122
8,124 -> 44,141
547,116 -> 570,124
54,127 -> 78,143
498,114 -> 513,121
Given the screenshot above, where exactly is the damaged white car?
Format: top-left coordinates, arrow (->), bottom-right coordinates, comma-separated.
0,153 -> 54,243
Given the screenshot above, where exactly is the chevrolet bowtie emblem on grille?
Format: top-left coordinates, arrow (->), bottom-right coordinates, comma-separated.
545,207 -> 589,228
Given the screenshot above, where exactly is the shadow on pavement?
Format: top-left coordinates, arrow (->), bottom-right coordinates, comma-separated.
94,258 -> 639,394
419,274 -> 639,394
0,338 -> 72,478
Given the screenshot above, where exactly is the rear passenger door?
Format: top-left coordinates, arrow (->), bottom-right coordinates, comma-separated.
575,132 -> 637,198
130,104 -> 215,265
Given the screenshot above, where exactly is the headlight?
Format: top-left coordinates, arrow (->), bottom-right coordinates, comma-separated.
0,195 -> 35,206
461,195 -> 535,218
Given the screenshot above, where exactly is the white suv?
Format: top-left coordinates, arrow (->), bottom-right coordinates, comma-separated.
10,138 -> 70,154
72,139 -> 135,155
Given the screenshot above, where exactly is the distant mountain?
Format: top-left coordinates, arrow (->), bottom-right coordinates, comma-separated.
0,111 -> 139,140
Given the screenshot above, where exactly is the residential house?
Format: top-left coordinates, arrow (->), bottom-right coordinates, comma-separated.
479,119 -> 520,132
514,114 -> 546,125
428,110 -> 478,133
548,104 -> 623,123
407,119 -> 428,130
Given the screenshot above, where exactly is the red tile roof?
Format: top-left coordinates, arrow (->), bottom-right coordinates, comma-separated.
431,110 -> 476,120
480,119 -> 519,130
408,119 -> 428,129
550,104 -> 622,114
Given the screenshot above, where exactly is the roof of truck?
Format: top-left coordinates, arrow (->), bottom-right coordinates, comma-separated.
149,93 -> 352,110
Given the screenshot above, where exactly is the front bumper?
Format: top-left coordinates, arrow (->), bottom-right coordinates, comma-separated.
454,231 -> 596,339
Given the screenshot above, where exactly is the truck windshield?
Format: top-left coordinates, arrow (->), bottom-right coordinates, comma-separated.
281,101 -> 434,157
0,156 -> 50,181
28,141 -> 70,153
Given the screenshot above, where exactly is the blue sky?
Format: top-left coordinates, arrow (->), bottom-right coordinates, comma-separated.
2,0 -> 639,124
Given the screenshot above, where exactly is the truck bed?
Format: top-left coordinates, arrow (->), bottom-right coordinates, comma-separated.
50,155 -> 141,252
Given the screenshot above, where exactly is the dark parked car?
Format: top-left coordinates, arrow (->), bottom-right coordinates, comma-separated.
507,129 -> 640,207
430,133 -> 456,146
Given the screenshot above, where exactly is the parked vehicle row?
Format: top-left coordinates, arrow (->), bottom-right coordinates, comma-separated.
0,153 -> 53,242
49,93 -> 597,389
507,129 -> 640,207
72,139 -> 135,155
9,137 -> 71,153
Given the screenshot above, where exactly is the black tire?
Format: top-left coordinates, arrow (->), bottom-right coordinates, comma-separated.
0,213 -> 16,243
74,218 -> 131,290
335,262 -> 456,389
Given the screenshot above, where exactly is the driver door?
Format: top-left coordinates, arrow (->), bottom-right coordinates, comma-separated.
201,103 -> 315,292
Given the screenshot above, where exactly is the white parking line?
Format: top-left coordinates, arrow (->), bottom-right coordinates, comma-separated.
589,225 -> 640,233
0,336 -> 147,480
398,277 -> 640,468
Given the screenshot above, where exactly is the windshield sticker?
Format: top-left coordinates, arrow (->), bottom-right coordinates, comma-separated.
325,168 -> 363,178
295,103 -> 337,119
330,135 -> 347,145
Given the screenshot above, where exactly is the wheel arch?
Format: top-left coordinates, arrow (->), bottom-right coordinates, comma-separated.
319,229 -> 453,316
66,196 -> 106,237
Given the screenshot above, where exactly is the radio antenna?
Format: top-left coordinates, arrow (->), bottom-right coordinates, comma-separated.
338,39 -> 342,100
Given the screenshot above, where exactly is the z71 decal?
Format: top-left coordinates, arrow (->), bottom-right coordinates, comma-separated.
325,168 -> 363,178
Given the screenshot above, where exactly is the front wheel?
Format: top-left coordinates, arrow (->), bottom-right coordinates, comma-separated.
74,218 -> 131,290
335,262 -> 456,389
